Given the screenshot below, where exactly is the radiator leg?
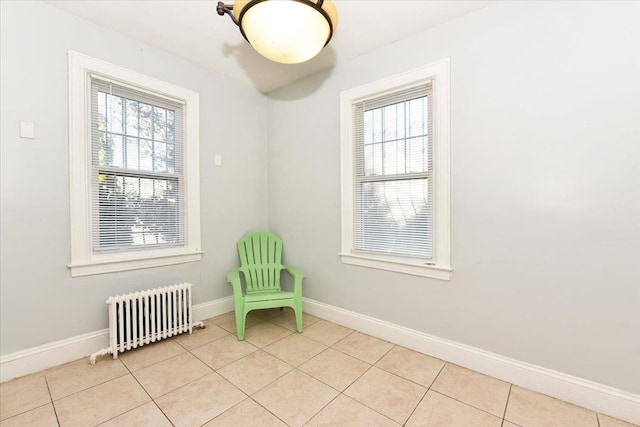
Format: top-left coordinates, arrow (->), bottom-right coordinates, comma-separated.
89,347 -> 113,365
193,321 -> 205,329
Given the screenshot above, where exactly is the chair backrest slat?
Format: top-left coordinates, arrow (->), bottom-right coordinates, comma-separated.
237,231 -> 283,293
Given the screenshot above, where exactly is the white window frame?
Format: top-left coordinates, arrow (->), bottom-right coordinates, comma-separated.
340,59 -> 451,280
68,51 -> 201,277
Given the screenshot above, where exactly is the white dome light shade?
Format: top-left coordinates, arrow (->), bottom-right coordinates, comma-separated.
229,0 -> 338,64
243,2 -> 328,64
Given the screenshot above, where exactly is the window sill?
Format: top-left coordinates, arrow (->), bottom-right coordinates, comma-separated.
339,253 -> 452,280
69,251 -> 203,277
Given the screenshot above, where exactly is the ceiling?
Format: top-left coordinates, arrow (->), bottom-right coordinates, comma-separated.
48,0 -> 491,93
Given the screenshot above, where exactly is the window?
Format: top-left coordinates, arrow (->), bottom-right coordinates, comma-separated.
68,51 -> 201,277
340,60 -> 451,280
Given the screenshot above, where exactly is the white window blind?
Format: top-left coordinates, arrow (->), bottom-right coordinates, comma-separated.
352,82 -> 433,260
90,76 -> 185,252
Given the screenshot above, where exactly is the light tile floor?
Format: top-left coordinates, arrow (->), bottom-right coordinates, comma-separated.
0,309 -> 637,427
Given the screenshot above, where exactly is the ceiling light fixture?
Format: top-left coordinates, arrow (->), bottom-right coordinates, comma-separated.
217,0 -> 338,64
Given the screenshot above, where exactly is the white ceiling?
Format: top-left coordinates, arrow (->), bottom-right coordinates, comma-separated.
48,0 -> 491,93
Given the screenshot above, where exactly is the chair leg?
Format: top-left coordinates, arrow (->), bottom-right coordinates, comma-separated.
294,299 -> 303,333
234,304 -> 246,341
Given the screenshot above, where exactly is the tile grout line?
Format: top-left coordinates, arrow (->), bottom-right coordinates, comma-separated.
113,354 -> 176,427
372,349 -> 445,390
402,388 -> 428,426
333,350 -> 392,423
181,342 -> 269,423
244,327 -> 294,349
429,362 -> 512,420
299,329 -> 354,348
500,384 -> 513,427
202,313 -> 315,401
0,401 -> 59,425
427,361 -> 447,389
297,347 -> 362,393
49,370 -> 130,403
185,333 -> 261,372
261,337 -> 329,369
211,324 -> 390,427
7,312 -> 631,427
44,376 -> 62,427
236,356 -> 295,397
299,383 -> 342,426
430,389 -> 505,421
402,360 -> 448,425
324,330 -> 394,365
245,395 -> 289,426
121,337 -> 188,371
325,337 -> 401,423
146,366 -> 213,401
198,311 -> 309,413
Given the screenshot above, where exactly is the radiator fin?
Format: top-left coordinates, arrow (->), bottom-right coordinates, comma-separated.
97,283 -> 198,361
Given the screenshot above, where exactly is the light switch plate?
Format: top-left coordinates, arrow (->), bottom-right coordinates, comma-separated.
20,121 -> 35,139
214,154 -> 222,166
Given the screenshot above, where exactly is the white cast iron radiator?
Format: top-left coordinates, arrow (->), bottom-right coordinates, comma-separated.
90,283 -> 204,364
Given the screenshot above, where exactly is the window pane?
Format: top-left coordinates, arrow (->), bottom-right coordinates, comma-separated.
153,106 -> 167,142
407,136 -> 429,173
154,141 -> 167,172
139,103 -> 152,139
96,173 -> 181,249
372,143 -> 383,175
139,140 -> 153,172
91,76 -> 186,254
125,99 -> 139,136
96,88 -> 178,174
110,95 -> 123,135
363,95 -> 429,177
166,110 -> 175,142
166,143 -> 176,174
126,137 -> 139,170
396,103 -> 405,139
112,135 -> 123,168
356,179 -> 431,258
364,111 -> 373,145
372,109 -> 382,143
97,92 -> 107,132
407,97 -> 426,137
383,105 -> 397,141
383,140 -> 398,175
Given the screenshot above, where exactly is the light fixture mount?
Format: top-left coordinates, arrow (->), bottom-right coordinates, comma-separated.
217,0 -> 338,65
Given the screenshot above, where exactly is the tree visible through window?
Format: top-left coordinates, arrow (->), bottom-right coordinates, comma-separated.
69,51 -> 201,276
91,78 -> 184,252
340,60 -> 450,279
354,85 -> 433,260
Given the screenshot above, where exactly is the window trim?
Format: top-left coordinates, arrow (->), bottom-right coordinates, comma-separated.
339,59 -> 451,280
68,51 -> 202,277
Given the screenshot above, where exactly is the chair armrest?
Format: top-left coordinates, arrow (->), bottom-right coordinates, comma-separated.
227,268 -> 244,299
283,265 -> 304,279
227,267 -> 241,283
283,265 -> 304,296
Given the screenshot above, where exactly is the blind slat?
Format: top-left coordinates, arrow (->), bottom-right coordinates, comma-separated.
352,82 -> 433,260
90,76 -> 186,253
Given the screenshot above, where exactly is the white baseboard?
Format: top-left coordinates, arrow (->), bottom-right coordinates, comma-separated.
0,329 -> 109,383
2,295 -> 638,425
0,296 -> 235,383
302,297 -> 640,425
192,296 -> 235,322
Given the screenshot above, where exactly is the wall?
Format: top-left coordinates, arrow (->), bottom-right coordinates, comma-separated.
0,1 -> 268,355
267,1 -> 640,393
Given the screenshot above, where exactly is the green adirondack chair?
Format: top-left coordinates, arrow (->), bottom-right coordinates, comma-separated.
226,231 -> 305,340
